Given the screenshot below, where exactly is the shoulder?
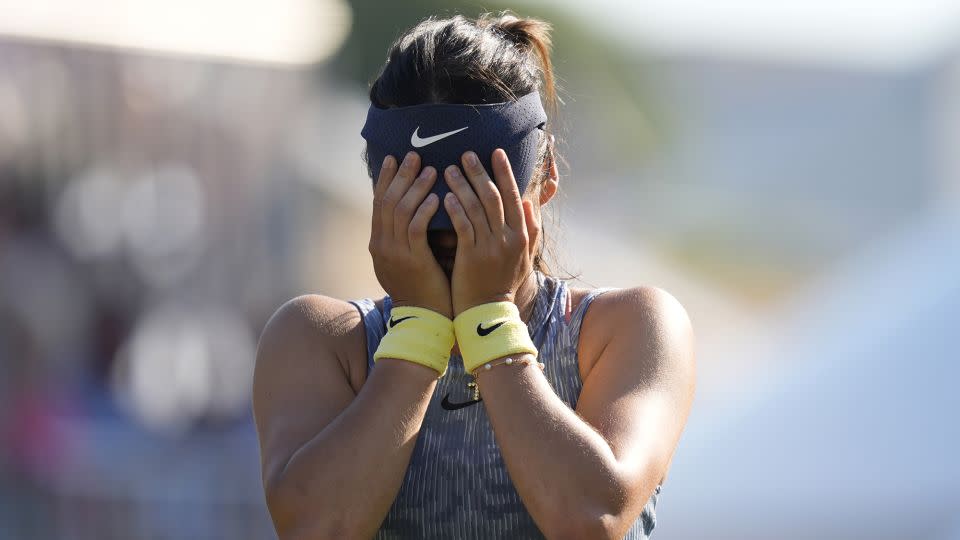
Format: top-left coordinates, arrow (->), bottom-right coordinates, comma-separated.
573,284 -> 695,382
252,294 -> 372,499
255,294 -> 370,394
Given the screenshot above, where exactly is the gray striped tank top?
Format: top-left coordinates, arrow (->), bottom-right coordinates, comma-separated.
349,270 -> 660,539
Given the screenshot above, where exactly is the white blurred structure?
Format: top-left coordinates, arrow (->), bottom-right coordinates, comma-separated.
657,207 -> 960,539
0,0 -> 351,65
536,0 -> 960,70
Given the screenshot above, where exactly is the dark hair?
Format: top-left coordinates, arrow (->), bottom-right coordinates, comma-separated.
363,11 -> 571,278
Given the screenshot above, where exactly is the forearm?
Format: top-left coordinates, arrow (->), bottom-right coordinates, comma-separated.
476,355 -> 628,539
268,358 -> 437,539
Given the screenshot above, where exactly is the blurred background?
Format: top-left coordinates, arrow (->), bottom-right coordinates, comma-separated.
0,1 -> 958,538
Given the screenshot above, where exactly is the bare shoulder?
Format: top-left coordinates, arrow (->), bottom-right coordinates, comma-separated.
573,284 -> 695,383
253,294 -> 373,489
254,294 -> 369,402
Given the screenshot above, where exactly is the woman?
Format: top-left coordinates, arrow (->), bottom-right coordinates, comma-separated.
253,12 -> 695,540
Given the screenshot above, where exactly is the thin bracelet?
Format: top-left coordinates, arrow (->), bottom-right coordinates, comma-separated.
470,356 -> 545,377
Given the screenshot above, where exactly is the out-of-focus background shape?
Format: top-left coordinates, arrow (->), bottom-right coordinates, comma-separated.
0,1 -> 957,538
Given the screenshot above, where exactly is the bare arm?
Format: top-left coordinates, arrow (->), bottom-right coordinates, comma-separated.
253,295 -> 439,539
474,286 -> 696,539
439,149 -> 696,538
255,150 -> 452,539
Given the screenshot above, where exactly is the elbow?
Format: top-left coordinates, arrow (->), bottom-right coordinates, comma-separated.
542,511 -> 629,540
265,475 -> 356,540
264,476 -> 309,539
540,487 -> 634,540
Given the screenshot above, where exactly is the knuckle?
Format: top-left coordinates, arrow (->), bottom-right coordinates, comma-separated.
381,193 -> 398,208
518,231 -> 529,246
409,209 -> 425,224
397,199 -> 417,216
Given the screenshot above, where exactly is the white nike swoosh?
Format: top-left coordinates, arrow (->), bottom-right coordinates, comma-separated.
410,126 -> 469,148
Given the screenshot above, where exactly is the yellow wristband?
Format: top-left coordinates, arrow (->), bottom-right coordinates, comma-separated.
373,306 -> 455,378
453,301 -> 539,374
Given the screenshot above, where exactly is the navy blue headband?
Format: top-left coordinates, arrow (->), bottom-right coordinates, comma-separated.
361,90 -> 548,230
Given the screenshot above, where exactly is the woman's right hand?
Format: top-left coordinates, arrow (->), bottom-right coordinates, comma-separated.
369,151 -> 452,319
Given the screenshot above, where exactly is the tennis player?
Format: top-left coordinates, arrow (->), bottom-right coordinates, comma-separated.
253,12 -> 695,539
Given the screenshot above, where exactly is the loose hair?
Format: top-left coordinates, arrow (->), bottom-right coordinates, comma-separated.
363,11 -> 575,279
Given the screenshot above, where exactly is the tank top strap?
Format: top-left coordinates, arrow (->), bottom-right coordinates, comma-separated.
526,269 -> 564,349
561,284 -> 621,356
347,297 -> 389,373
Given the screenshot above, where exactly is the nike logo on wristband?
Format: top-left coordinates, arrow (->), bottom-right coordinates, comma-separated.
440,393 -> 482,410
389,315 -> 417,328
476,321 -> 505,336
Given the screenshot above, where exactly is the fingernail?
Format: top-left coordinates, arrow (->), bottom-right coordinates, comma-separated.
446,165 -> 461,178
418,166 -> 435,180
382,155 -> 394,169
465,152 -> 478,166
405,151 -> 417,163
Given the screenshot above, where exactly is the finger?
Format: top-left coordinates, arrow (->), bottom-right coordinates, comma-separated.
461,151 -> 505,233
395,166 -> 437,244
444,164 -> 490,237
523,199 -> 540,258
381,151 -> 421,239
374,155 -> 398,199
492,148 -> 523,230
409,193 -> 440,257
371,155 -> 397,233
444,192 -> 475,247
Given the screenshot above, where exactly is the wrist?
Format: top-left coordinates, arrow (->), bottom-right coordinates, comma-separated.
470,354 -> 544,378
454,292 -> 515,318
374,305 -> 455,378
452,301 -> 538,374
392,299 -> 453,320
375,357 -> 446,386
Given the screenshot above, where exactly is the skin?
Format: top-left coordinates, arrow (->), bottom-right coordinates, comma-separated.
252,147 -> 696,539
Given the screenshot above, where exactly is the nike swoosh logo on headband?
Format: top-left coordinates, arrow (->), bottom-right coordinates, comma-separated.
411,126 -> 469,148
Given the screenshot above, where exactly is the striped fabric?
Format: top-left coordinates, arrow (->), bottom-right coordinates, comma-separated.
348,270 -> 660,539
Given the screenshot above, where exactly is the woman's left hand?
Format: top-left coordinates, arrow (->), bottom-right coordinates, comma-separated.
443,149 -> 538,317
